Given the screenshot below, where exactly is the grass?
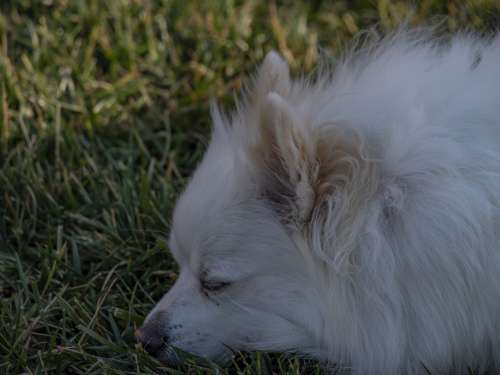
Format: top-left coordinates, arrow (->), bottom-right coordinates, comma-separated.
0,0 -> 499,374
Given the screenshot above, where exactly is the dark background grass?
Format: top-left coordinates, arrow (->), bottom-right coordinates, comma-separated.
1,1 -> 499,374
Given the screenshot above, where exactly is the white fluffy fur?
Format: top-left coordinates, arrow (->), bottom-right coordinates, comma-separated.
140,30 -> 500,374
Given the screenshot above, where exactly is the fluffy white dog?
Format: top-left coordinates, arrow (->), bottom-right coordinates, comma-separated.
137,30 -> 500,374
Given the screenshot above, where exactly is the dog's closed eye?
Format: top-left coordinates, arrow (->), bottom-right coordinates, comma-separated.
201,280 -> 231,292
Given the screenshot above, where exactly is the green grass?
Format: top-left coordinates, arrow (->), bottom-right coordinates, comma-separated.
0,1 -> 499,374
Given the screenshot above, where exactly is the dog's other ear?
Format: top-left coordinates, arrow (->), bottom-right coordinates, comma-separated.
253,51 -> 291,98
210,100 -> 230,142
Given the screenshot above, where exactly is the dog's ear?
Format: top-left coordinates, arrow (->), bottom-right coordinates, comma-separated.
252,92 -> 377,229
256,92 -> 316,224
243,51 -> 377,229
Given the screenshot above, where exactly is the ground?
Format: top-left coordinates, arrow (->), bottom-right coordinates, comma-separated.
0,1 -> 499,374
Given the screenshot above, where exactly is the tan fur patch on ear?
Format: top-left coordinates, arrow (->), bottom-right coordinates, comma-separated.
313,128 -> 379,222
251,116 -> 379,228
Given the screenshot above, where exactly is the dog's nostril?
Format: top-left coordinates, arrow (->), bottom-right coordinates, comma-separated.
135,326 -> 166,356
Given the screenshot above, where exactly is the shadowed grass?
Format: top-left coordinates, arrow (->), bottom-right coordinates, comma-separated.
0,1 -> 499,374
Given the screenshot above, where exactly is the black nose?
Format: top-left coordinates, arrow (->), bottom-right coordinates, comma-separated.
135,321 -> 166,356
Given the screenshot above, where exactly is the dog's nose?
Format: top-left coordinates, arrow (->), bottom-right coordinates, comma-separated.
135,324 -> 165,356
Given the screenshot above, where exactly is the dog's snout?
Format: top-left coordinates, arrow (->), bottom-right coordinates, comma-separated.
135,319 -> 167,356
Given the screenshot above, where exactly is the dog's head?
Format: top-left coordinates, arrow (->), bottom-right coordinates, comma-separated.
137,51 -> 377,364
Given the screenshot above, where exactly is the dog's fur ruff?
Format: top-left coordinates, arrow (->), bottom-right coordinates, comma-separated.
139,30 -> 500,375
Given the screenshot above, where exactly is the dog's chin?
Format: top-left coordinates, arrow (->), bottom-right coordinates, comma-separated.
154,346 -> 182,366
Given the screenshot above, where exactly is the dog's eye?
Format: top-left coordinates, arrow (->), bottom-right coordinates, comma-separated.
201,280 -> 231,292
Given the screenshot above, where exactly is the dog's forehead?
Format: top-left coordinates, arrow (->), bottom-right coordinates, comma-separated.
171,192 -> 301,278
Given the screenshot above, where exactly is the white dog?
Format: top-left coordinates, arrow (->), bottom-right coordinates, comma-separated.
136,30 -> 500,374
